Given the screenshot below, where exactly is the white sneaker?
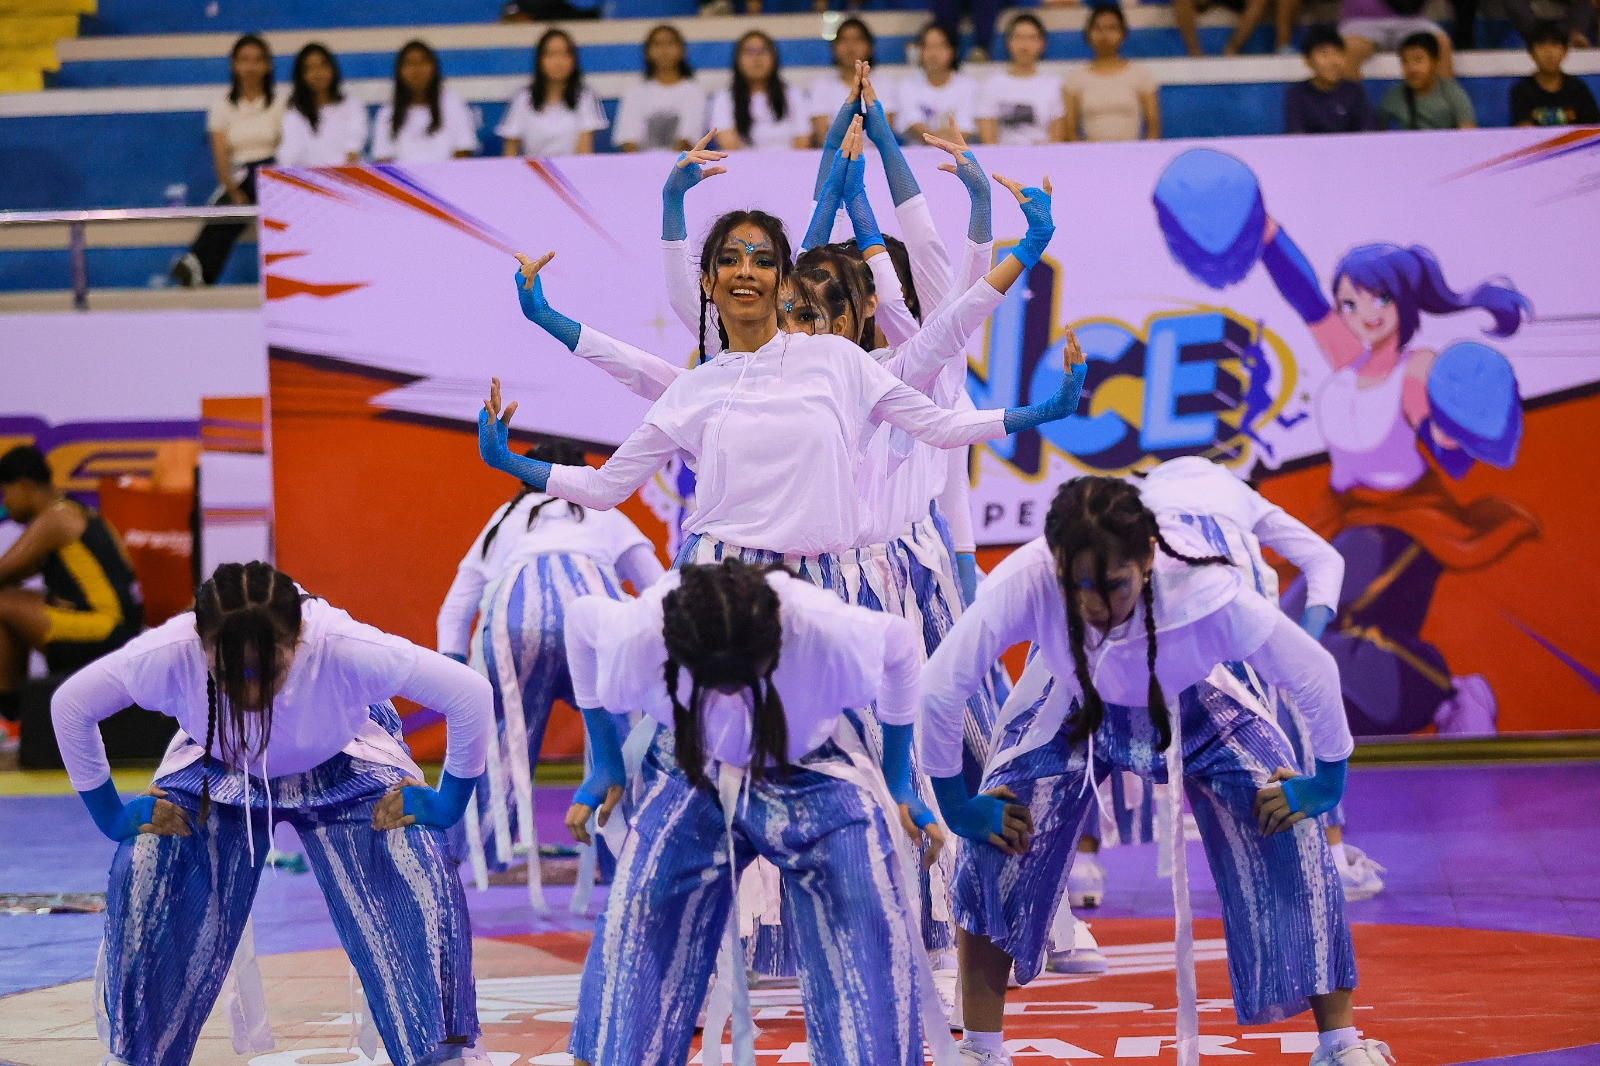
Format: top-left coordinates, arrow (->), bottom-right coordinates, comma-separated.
1338,844 -> 1387,902
957,1037 -> 1013,1065
1045,919 -> 1108,975
1068,852 -> 1106,908
1435,674 -> 1497,735
1309,1037 -> 1395,1066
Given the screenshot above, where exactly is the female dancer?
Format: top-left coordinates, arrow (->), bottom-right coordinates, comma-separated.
437,439 -> 665,905
51,561 -> 493,1066
920,477 -> 1390,1066
563,558 -> 941,1065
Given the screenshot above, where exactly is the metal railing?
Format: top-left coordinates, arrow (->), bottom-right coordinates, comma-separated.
0,206 -> 259,311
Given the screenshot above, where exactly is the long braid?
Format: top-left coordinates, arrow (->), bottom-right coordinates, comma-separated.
1063,596 -> 1106,748
481,486 -> 535,559
697,288 -> 710,366
1140,569 -> 1172,750
200,672 -> 219,822
1154,528 -> 1232,569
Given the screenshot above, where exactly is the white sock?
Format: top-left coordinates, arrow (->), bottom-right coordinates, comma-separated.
1319,1027 -> 1360,1054
964,1030 -> 1005,1052
1330,842 -> 1349,867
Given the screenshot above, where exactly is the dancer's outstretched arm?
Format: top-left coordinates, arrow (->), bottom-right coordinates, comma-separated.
661,132 -> 728,355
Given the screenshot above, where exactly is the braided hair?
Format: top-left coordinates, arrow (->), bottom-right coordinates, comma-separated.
1043,477 -> 1230,751
696,209 -> 793,364
192,561 -> 303,820
480,439 -> 588,560
661,559 -> 787,791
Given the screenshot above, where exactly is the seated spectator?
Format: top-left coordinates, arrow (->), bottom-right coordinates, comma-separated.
170,34 -> 284,288
807,18 -> 889,146
614,24 -> 707,153
977,14 -> 1065,145
1063,4 -> 1160,141
929,0 -> 1003,62
1340,0 -> 1453,74
277,43 -> 368,166
1284,25 -> 1378,133
896,21 -> 980,143
0,446 -> 144,727
1510,24 -> 1599,126
1378,32 -> 1476,129
709,31 -> 811,151
372,40 -> 479,162
1173,0 -> 1273,56
499,29 -> 606,157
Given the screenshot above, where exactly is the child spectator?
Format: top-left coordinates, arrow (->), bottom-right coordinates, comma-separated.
1062,4 -> 1160,141
277,44 -> 368,166
977,14 -> 1065,145
372,40 -> 479,162
171,34 -> 284,287
1509,24 -> 1600,126
1284,25 -> 1378,133
709,31 -> 811,151
499,29 -> 606,157
1378,31 -> 1476,129
895,21 -> 980,143
614,24 -> 707,153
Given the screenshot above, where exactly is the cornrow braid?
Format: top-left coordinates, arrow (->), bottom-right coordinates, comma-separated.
698,288 -> 710,366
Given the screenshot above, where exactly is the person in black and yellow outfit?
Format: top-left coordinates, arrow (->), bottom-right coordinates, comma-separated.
0,446 -> 144,724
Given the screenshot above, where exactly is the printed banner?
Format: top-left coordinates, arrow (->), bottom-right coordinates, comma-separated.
259,129 -> 1600,744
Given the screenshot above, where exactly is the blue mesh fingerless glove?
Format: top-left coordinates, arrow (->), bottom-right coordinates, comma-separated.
1004,185 -> 1054,271
931,774 -> 1005,843
1261,228 -> 1331,324
1004,361 -> 1086,434
865,100 -> 921,207
803,150 -> 852,252
401,771 -> 478,829
881,723 -> 936,829
1301,605 -> 1335,641
1279,758 -> 1347,819
847,190 -> 885,253
950,150 -> 993,244
662,152 -> 710,242
572,707 -> 626,809
814,99 -> 858,198
479,408 -> 551,489
513,270 -> 581,352
78,781 -> 153,842
955,553 -> 979,607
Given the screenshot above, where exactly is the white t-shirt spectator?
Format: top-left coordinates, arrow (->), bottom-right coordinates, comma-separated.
496,85 -> 608,157
708,88 -> 811,150
977,70 -> 1064,145
613,78 -> 707,150
805,71 -> 895,123
894,70 -> 979,136
371,89 -> 479,162
1064,63 -> 1156,142
277,96 -> 369,165
207,90 -> 288,167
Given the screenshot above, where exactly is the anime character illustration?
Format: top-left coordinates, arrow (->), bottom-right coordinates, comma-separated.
1153,148 -> 1537,737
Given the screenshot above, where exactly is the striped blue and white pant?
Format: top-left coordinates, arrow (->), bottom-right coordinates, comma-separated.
570,725 -> 925,1066
469,552 -> 626,872
953,678 -> 1358,1026
100,712 -> 479,1066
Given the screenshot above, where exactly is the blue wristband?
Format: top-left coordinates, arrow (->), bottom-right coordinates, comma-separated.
478,408 -> 551,490
1261,229 -> 1331,324
513,271 -> 581,352
78,780 -> 152,842
400,770 -> 478,830
955,553 -> 979,607
1279,758 -> 1347,818
1301,605 -> 1335,641
1004,361 -> 1086,434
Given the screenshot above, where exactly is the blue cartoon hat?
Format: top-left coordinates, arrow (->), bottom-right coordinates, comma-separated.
1152,149 -> 1266,289
1425,341 -> 1523,474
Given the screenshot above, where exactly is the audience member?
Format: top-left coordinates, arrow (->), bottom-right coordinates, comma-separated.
1283,25 -> 1378,132
895,21 -> 979,142
1340,0 -> 1453,74
1378,31 -> 1476,128
499,28 -> 607,157
1510,23 -> 1600,125
1063,4 -> 1160,140
807,17 -> 887,146
709,30 -> 811,150
613,24 -> 707,152
170,34 -> 283,287
372,41 -> 478,162
1173,0 -> 1274,56
928,0 -> 1005,62
977,13 -> 1065,144
0,446 -> 144,729
277,44 -> 368,166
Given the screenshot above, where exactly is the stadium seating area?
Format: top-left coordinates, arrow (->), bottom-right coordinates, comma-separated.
1,0 -> 1595,299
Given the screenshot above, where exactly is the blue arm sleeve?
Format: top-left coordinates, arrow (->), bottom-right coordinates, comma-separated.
950,150 -> 993,245
955,553 -> 979,607
1301,604 -> 1334,641
513,270 -> 581,352
573,707 -> 627,809
1004,361 -> 1087,434
814,98 -> 858,198
78,781 -> 153,842
479,408 -> 551,489
931,773 -> 1006,842
846,191 -> 885,254
662,152 -> 708,242
1003,185 -> 1054,271
1279,758 -> 1347,818
880,723 -> 935,829
401,770 -> 478,829
803,151 -> 853,252
1260,228 -> 1332,324
865,100 -> 921,207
